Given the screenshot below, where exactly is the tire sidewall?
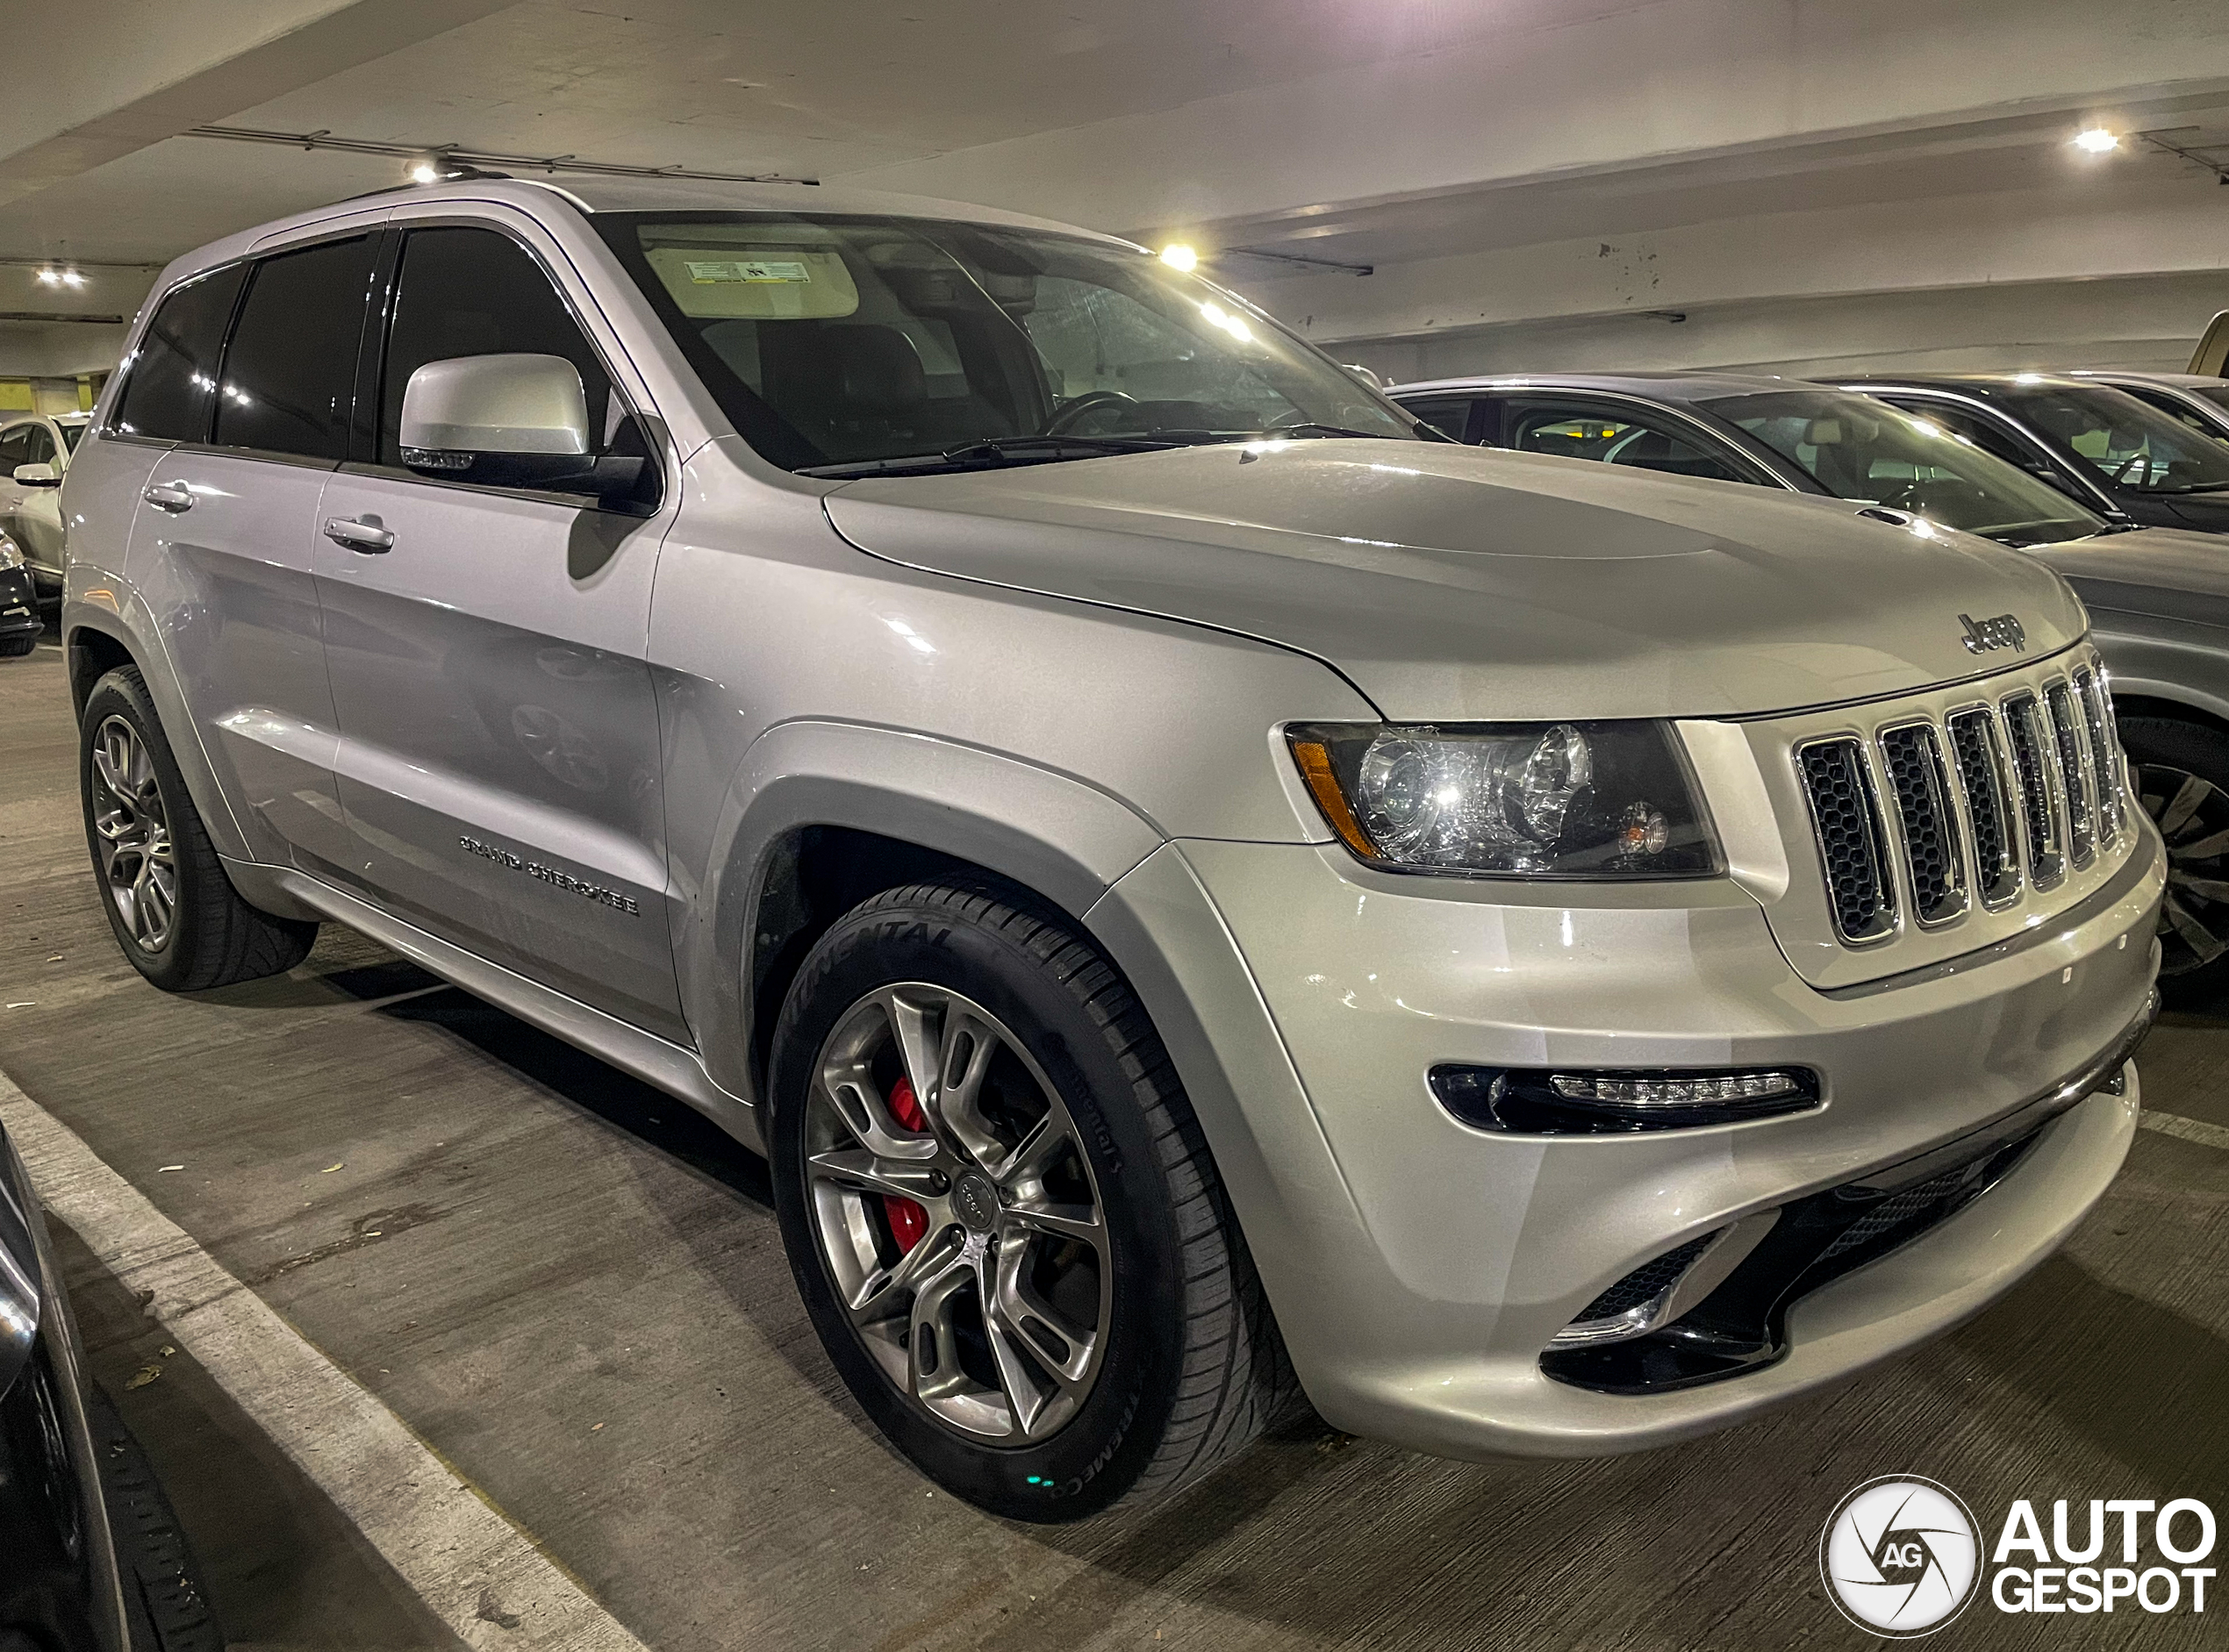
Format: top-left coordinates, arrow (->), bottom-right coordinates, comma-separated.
79,671 -> 197,990
768,890 -> 1186,1521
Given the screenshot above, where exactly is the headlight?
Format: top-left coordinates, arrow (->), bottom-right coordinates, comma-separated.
1287,720 -> 1719,877
0,534 -> 21,571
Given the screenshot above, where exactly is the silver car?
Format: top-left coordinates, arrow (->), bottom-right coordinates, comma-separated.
2067,370 -> 2229,447
61,178 -> 2161,1520
0,410 -> 91,603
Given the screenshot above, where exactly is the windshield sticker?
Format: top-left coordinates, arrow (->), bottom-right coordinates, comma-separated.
684,258 -> 811,284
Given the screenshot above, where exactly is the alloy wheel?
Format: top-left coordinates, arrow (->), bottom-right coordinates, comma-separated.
2139,761 -> 2229,976
804,983 -> 1112,1443
89,715 -> 176,954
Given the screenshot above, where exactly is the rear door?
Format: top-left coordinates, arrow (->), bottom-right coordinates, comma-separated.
117,236 -> 375,876
313,214 -> 685,1039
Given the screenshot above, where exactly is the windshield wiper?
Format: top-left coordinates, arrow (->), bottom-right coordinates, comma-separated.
796,433 -> 1179,479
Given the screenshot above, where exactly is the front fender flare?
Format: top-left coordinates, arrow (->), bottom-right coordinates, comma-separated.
682,719 -> 1166,1101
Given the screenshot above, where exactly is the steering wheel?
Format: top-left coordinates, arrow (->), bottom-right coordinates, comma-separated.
2107,450 -> 2154,486
1044,389 -> 1140,435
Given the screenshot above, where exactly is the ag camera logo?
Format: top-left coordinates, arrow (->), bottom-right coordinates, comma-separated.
1821,1477 -> 1982,1637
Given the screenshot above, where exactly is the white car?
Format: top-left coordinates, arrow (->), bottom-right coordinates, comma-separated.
0,411 -> 90,602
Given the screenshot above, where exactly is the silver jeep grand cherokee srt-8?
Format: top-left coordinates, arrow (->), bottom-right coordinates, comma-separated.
60,177 -> 2161,1520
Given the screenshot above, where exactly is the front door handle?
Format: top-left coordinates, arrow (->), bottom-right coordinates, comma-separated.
141,482 -> 194,512
323,514 -> 394,554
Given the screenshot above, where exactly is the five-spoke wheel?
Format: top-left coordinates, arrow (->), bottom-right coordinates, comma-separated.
88,712 -> 177,954
806,983 -> 1110,1442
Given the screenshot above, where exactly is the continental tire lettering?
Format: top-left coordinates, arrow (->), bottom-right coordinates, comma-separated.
456,835 -> 641,916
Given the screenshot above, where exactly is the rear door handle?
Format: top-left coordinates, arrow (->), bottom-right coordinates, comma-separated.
141,482 -> 194,512
323,514 -> 394,554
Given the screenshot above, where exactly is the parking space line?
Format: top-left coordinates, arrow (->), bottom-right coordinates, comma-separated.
2139,1108 -> 2229,1152
0,1066 -> 648,1652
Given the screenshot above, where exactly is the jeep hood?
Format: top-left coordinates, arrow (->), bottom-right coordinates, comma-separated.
823,440 -> 2085,719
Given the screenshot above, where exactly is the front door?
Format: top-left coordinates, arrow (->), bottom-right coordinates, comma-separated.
314,218 -> 684,1039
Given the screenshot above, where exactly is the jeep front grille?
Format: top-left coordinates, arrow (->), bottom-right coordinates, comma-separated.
1797,738 -> 1896,942
1795,658 -> 2129,949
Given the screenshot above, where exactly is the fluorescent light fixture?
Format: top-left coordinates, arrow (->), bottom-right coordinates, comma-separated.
409,160 -> 441,183
1158,243 -> 1199,272
2073,127 -> 2119,154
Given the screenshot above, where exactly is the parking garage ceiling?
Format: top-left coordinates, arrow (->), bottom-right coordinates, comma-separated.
2,0 -> 2227,375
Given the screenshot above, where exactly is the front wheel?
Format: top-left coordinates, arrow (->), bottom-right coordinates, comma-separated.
78,665 -> 318,990
767,881 -> 1291,1520
2122,715 -> 2229,988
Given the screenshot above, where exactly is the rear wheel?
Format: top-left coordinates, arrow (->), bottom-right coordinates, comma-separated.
78,666 -> 317,991
2121,715 -> 2229,987
768,880 -> 1291,1520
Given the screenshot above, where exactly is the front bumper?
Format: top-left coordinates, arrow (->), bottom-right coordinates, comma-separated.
1088,820 -> 2162,1461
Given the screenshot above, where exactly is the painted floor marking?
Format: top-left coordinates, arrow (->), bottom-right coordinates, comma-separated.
0,1066 -> 648,1652
2139,1107 -> 2229,1152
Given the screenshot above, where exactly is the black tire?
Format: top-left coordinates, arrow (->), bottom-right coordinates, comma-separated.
0,633 -> 37,658
768,881 -> 1292,1521
88,1386 -> 224,1652
2120,714 -> 2229,990
79,665 -> 317,991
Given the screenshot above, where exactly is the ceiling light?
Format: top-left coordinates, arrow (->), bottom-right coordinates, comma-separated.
35,267 -> 86,288
2073,128 -> 2119,154
409,159 -> 441,183
1159,243 -> 1199,272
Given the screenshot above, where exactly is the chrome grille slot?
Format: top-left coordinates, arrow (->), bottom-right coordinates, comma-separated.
1878,723 -> 1967,925
1757,648 -> 2136,982
2075,667 -> 2125,843
2046,680 -> 2095,868
1946,708 -> 2019,907
2003,691 -> 2066,888
1797,737 -> 1896,942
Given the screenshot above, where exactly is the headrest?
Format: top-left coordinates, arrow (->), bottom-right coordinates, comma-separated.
830,325 -> 926,411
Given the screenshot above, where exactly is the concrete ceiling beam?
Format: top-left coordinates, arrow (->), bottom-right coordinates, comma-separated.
0,0 -> 517,213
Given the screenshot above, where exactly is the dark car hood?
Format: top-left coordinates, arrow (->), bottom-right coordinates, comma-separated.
825,440 -> 2086,719
2030,526 -> 2229,628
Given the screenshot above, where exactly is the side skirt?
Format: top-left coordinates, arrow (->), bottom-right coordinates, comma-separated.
222,855 -> 765,1155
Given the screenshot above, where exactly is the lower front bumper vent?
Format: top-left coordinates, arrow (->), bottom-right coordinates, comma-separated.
1540,1128 -> 2043,1394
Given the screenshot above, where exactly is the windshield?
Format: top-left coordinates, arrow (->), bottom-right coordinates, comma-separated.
1700,389 -> 2107,545
594,211 -> 1418,476
1996,382 -> 2229,494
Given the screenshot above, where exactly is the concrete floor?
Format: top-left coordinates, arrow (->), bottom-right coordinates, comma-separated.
2,629 -> 2225,1650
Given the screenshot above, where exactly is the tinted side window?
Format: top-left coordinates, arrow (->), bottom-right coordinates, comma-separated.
113,263 -> 248,443
0,427 -> 29,468
1399,396 -> 1477,442
18,425 -> 54,465
212,237 -> 376,461
380,227 -> 619,468
1889,403 -> 2034,470
1508,400 -> 1748,483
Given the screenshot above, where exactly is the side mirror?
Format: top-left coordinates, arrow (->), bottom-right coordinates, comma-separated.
399,353 -> 599,489
11,462 -> 58,486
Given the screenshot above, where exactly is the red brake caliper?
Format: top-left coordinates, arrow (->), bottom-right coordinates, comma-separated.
884,1076 -> 931,1252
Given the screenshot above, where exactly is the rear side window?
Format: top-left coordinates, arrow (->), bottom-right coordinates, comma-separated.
1507,399 -> 1748,483
213,236 -> 377,461
378,226 -> 620,468
1399,396 -> 1477,442
112,262 -> 248,443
